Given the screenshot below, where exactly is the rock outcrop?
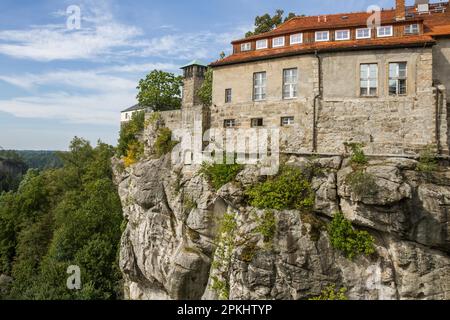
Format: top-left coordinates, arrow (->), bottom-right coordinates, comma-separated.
113,144 -> 450,300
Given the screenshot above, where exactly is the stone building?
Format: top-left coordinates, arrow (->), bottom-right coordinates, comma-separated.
155,0 -> 450,156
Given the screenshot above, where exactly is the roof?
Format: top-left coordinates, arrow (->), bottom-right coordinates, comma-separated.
121,104 -> 151,113
180,60 -> 208,69
211,2 -> 450,67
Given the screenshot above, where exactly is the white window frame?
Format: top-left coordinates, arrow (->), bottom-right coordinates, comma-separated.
224,119 -> 236,128
335,29 -> 350,41
241,42 -> 251,51
405,24 -> 419,35
290,33 -> 303,45
315,31 -> 329,42
253,72 -> 267,101
281,117 -> 295,126
360,64 -> 378,97
272,36 -> 285,48
377,26 -> 393,37
283,68 -> 298,100
356,28 -> 371,39
225,88 -> 232,103
389,62 -> 407,96
256,39 -> 268,50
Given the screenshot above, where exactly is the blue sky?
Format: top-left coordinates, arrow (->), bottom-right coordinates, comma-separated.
0,0 -> 412,150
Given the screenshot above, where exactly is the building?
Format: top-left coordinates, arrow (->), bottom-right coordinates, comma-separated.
154,0 -> 450,156
120,104 -> 153,123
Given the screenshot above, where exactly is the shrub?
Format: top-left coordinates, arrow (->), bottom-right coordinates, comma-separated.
417,145 -> 438,173
344,142 -> 368,166
123,140 -> 144,168
309,285 -> 348,300
246,166 -> 314,211
200,161 -> 243,190
253,210 -> 277,244
144,112 -> 162,128
345,169 -> 378,199
117,111 -> 145,158
154,128 -> 178,157
328,212 -> 375,260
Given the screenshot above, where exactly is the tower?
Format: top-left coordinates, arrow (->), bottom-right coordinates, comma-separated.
181,60 -> 208,108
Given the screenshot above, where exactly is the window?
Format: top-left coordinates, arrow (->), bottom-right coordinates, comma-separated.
225,89 -> 232,103
253,72 -> 267,101
224,119 -> 236,128
405,24 -> 419,35
125,113 -> 129,120
256,39 -> 268,50
389,62 -> 407,95
281,117 -> 295,126
356,28 -> 371,39
241,42 -> 251,51
290,33 -> 303,45
251,118 -> 264,127
377,26 -> 393,37
283,68 -> 298,99
315,31 -> 329,42
335,30 -> 350,41
273,36 -> 285,47
360,64 -> 378,97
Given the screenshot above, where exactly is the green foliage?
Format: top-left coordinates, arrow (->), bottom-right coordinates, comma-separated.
0,151 -> 28,193
344,142 -> 368,166
245,10 -> 297,37
197,68 -> 213,106
309,285 -> 348,300
328,212 -> 375,260
155,127 -> 178,158
144,112 -> 162,128
345,169 -> 378,199
200,161 -> 243,190
117,111 -> 145,158
417,145 -> 438,173
246,166 -> 314,211
137,70 -> 183,111
253,210 -> 277,244
13,151 -> 63,170
0,137 -> 123,300
183,197 -> 197,213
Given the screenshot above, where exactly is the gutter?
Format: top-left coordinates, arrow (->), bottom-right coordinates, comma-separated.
312,50 -> 323,153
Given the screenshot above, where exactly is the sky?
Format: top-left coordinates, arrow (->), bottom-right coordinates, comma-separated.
0,0 -> 416,150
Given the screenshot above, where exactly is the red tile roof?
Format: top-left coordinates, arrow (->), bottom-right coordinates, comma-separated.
211,2 -> 450,67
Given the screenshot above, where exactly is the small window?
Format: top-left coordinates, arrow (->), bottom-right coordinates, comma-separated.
335,30 -> 350,41
290,33 -> 303,45
272,36 -> 285,48
256,39 -> 268,50
241,42 -> 251,51
315,31 -> 329,42
389,62 -> 407,96
356,28 -> 371,39
360,64 -> 378,97
224,119 -> 236,128
283,68 -> 298,99
377,26 -> 393,37
405,24 -> 419,35
281,117 -> 295,126
225,89 -> 232,103
251,118 -> 264,127
125,113 -> 129,120
253,72 -> 267,101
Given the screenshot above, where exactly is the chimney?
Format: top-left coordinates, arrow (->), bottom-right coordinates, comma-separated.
396,0 -> 406,21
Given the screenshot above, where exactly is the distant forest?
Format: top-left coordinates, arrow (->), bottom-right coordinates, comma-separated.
6,151 -> 64,171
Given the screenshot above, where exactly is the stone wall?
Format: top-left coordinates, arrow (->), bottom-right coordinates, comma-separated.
433,38 -> 450,98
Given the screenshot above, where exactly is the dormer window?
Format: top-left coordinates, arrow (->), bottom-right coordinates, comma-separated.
335,30 -> 350,41
241,42 -> 251,51
405,24 -> 419,35
290,33 -> 303,45
256,39 -> 268,50
315,31 -> 329,42
356,28 -> 371,39
377,26 -> 393,37
272,36 -> 285,48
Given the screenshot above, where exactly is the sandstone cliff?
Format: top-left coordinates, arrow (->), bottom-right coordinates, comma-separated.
113,130 -> 450,300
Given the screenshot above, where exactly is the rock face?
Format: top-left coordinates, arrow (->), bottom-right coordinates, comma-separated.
113,153 -> 450,300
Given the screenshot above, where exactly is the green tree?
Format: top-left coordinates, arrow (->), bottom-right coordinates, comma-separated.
245,9 -> 297,38
137,70 -> 183,111
116,111 -> 145,159
197,68 -> 213,106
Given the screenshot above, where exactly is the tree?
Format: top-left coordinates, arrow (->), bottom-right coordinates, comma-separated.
245,9 -> 297,38
197,68 -> 213,106
137,70 -> 183,111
